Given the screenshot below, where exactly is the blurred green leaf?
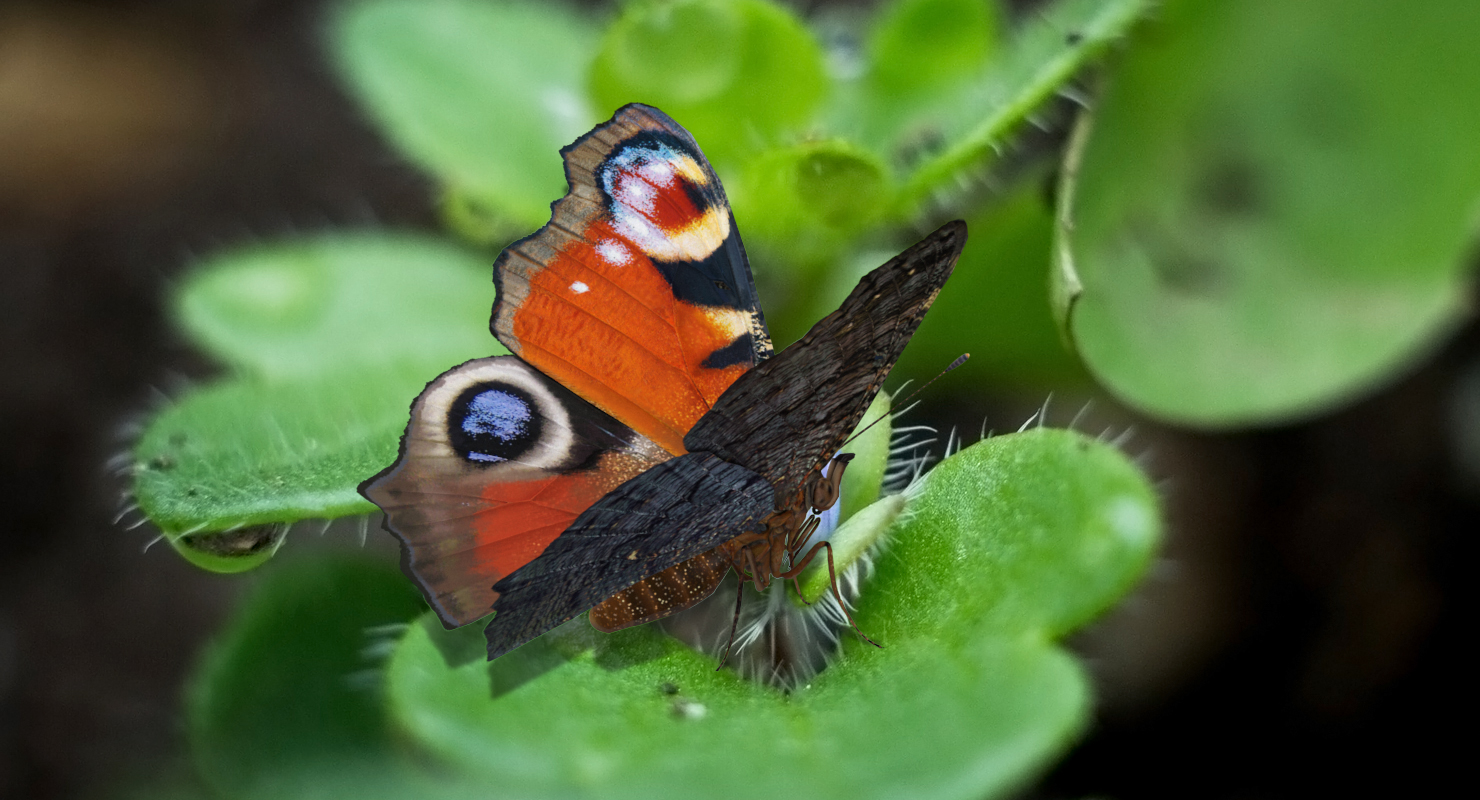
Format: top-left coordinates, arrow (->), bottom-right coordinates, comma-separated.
729,138 -> 890,267
589,0 -> 827,162
187,556 -> 426,797
868,0 -> 999,99
886,0 -> 1146,209
331,0 -> 599,239
135,234 -> 501,559
1056,0 -> 1480,426
838,391 -> 892,523
382,428 -> 1160,800
176,234 -> 496,381
895,176 -> 1085,386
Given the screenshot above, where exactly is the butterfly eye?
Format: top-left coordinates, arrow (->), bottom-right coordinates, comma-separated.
447,383 -> 544,465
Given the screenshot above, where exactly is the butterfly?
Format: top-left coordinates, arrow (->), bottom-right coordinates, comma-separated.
361,103 -> 966,661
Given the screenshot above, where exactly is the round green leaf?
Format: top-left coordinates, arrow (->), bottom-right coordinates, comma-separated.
1057,0 -> 1480,426
859,428 -> 1160,642
589,0 -> 827,161
176,233 -> 498,381
133,368 -> 437,540
382,428 -> 1160,800
330,0 -> 599,236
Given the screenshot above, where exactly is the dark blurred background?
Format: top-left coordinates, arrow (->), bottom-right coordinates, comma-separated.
1,1 -> 1473,798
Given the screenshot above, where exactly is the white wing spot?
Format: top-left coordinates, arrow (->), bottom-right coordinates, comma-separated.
596,240 -> 632,266
570,281 -> 590,294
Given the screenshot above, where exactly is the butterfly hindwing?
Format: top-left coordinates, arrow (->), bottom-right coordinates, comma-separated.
360,356 -> 670,628
483,452 -> 774,659
684,221 -> 967,501
492,103 -> 772,456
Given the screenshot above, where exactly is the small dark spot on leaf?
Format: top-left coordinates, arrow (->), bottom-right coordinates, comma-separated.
1066,31 -> 1083,45
1132,218 -> 1228,296
660,681 -> 679,695
893,124 -> 946,170
186,487 -> 199,496
148,454 -> 175,471
1194,152 -> 1264,218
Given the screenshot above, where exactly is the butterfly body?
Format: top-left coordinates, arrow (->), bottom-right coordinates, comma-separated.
362,104 -> 966,661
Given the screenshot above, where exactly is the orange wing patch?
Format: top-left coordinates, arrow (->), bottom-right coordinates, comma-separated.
493,104 -> 772,455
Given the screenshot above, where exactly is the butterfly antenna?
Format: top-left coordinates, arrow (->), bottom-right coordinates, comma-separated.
839,353 -> 969,450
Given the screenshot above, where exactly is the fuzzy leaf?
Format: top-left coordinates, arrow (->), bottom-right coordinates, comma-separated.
838,391 -> 892,523
380,428 -> 1159,800
868,0 -> 1148,208
134,370 -> 433,537
134,234 -> 500,559
1055,0 -> 1480,426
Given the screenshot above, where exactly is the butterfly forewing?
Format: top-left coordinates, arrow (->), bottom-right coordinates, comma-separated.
684,221 -> 967,501
492,104 -> 772,456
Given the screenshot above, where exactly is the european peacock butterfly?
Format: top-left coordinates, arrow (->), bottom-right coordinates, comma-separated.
360,104 -> 965,660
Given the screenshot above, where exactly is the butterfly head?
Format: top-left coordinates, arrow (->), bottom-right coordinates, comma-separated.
805,452 -> 854,515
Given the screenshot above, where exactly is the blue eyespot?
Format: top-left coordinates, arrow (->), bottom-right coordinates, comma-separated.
447,383 -> 541,465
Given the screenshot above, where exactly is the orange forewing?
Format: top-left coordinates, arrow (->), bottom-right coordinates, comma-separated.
493,105 -> 771,456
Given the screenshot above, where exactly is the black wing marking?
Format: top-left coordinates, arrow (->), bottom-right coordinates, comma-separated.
683,221 -> 966,501
483,452 -> 774,659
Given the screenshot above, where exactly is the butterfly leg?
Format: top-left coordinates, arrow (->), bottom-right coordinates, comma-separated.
791,576 -> 813,606
780,540 -> 881,649
716,572 -> 747,670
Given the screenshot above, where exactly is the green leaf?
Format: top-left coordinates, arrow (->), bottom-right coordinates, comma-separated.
134,369 -> 433,538
589,0 -> 827,162
176,233 -> 497,381
186,556 -> 427,797
889,0 -> 1149,209
868,0 -> 1000,99
135,234 -> 501,557
383,428 -> 1160,800
1056,0 -> 1480,426
860,428 -> 1158,642
838,391 -> 892,523
728,139 -> 891,268
895,173 -> 1085,386
330,0 -> 599,239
